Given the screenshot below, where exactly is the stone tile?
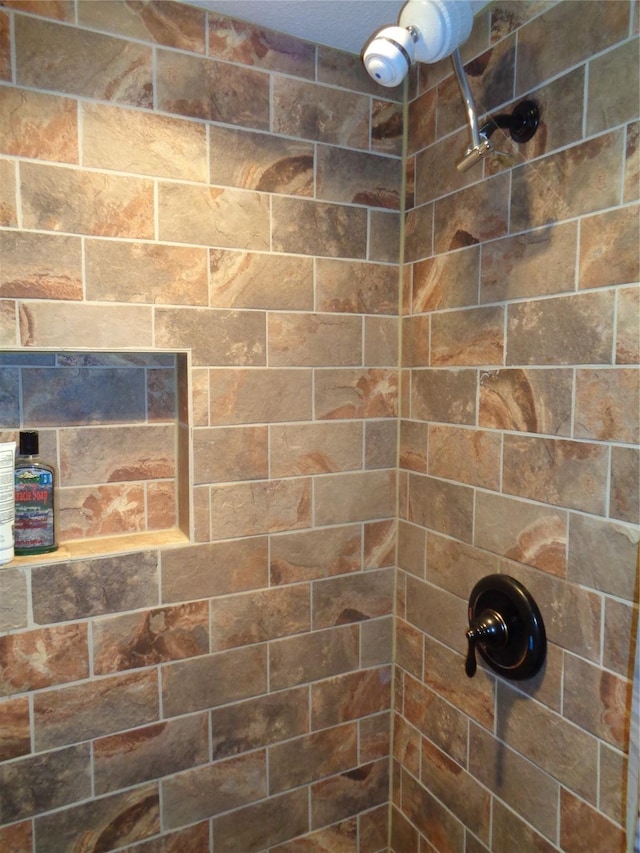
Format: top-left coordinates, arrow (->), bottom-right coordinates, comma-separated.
0,743 -> 91,824
193,425 -> 268,483
575,368 -> 639,443
399,420 -> 428,474
15,16 -> 152,106
406,576 -> 467,656
610,445 -> 640,524
0,695 -> 30,761
272,197 -> 367,259
93,602 -> 209,675
157,183 -> 270,251
33,669 -> 158,751
515,0 -> 630,95
212,788 -> 308,853
428,425 -> 501,489
625,120 -> 639,202
310,758 -> 388,831
315,368 -> 398,419
559,788 -> 625,853
0,88 -> 77,163
479,367 -> 573,436
0,821 -> 32,852
0,299 -> 16,346
210,585 -> 310,651
408,87 -> 436,156
403,674 -> 468,767
208,15 -> 315,77
370,209 -> 402,263
481,222 -> 577,303
316,258 -> 399,315
35,782 -> 159,852
210,478 -> 311,539
511,131 -> 625,232
161,538 -> 268,602
32,550 -> 158,622
588,39 -> 640,135
317,146 -> 402,209
94,714 -> 209,795
616,285 -> 640,364
312,568 -> 394,629
474,492 -> 567,576
491,799 -> 556,853
365,316 -> 399,366
434,173 -> 510,254
564,654 -> 630,750
0,623 -> 88,696
400,768 -> 464,852
272,78 -> 369,148
21,161 -> 154,238
599,742 -> 627,826
579,205 -> 640,289
270,820 -> 358,853
567,513 -> 639,600
314,470 -> 396,526
412,246 -> 480,313
270,625 -> 359,691
512,640 -> 564,714
372,98 -> 404,157
210,250 -> 314,310
397,523 -> 426,580
78,0 -> 206,51
390,806 -> 420,853
3,1 -> 73,20
393,713 -> 421,779
426,533 -> 501,598
411,368 -> 477,424
210,687 -> 309,759
0,567 -> 28,631
364,420 -> 397,471
407,474 -> 474,542
268,313 -> 361,367
209,125 -> 313,195
364,519 -> 396,569
270,525 -> 361,585
503,434 -> 608,514
208,367 -> 312,425
127,822 -> 210,853
402,315 -> 430,368
414,126 -> 477,207
359,711 -> 390,763
158,307 -> 265,367
163,646 -> 267,717
19,302 -> 153,349
603,596 -> 638,677
0,11 -> 9,82
269,722 -> 358,794
156,49 -> 268,129
0,159 -> 16,226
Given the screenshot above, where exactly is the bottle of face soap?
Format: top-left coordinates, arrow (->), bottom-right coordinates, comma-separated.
14,430 -> 58,556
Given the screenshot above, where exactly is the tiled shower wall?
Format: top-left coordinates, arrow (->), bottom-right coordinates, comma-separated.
0,1 -> 403,850
393,1 -> 639,852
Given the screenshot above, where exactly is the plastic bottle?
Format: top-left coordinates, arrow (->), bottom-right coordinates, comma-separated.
14,431 -> 58,556
0,441 -> 16,564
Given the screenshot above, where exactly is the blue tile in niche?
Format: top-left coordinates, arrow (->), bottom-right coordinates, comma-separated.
0,367 -> 20,428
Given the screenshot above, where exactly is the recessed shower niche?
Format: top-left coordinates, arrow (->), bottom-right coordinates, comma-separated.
0,349 -> 191,561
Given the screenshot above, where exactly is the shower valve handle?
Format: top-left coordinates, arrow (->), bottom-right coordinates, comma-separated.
465,610 -> 507,677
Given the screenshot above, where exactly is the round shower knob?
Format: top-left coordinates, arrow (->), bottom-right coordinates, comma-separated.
465,574 -> 546,680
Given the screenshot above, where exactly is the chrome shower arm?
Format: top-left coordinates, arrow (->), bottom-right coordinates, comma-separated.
451,49 -> 492,171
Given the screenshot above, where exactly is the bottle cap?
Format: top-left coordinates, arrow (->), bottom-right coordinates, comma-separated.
19,431 -> 39,455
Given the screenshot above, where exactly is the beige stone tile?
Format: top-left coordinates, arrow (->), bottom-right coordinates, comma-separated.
599,742 -> 627,826
212,788 -> 308,853
21,161 -> 154,238
559,788 -> 626,853
156,49 -> 269,129
0,88 -> 77,163
398,520 -> 426,579
210,250 -> 314,311
0,11 -> 9,82
273,819 -> 359,853
273,78 -> 369,149
3,1 -> 74,19
403,673 -> 468,767
567,512 -> 639,600
209,125 -> 312,195
428,425 -> 501,489
616,285 -> 640,364
365,420 -> 397,470
83,102 -> 206,183
193,425 -> 268,483
390,806 -> 419,853
625,120 -> 639,202
0,230 -> 81,300
269,722 -> 358,794
316,258 -> 399,315
210,478 -> 311,539
317,146 -> 402,209
575,368 -> 639,443
426,533 -> 500,598
312,568 -> 393,630
587,38 -> 640,135
365,316 -> 399,366
422,638 -> 491,732
270,525 -> 361,585
315,368 -> 398,419
0,695 -> 30,761
162,645 -> 267,716
210,585 -> 310,651
15,15 -> 152,106
508,290 -> 615,365
155,307 -> 265,367
491,799 -> 556,853
490,2 -> 561,42
474,491 -> 567,576
33,669 -> 158,750
162,751 -> 266,829
314,469 -> 396,526
361,616 -> 393,667
603,596 -> 638,677
208,367 -> 312,425
370,208 -> 402,263
479,367 -> 573,436
414,126 -> 476,207
412,246 -> 480,312
434,173 -> 510,254
407,473 -> 474,542
311,758 -> 388,831
400,767 -> 464,851
411,368 -> 477,424
210,686 -> 309,759
127,822 -> 210,853
270,625 -> 359,691
311,667 -> 392,730
270,422 -> 362,477
406,575 -> 467,656
372,98 -> 404,157
481,222 -> 577,303
364,519 -> 396,569
512,131 -> 625,231
78,0 -> 206,51
515,0 -> 630,95
0,623 -> 88,696
610,445 -> 640,524
402,315 -> 430,368
158,183 -> 270,250
209,15 -> 315,77
268,313 -> 362,367
393,712 -> 421,778
503,434 -> 608,514
399,420 -> 428,473
579,205 -> 640,289
563,654 -> 630,749
161,538 -> 268,602
0,159 -> 16,226
272,197 -> 368,259
408,87 -> 436,156
0,566 -> 28,631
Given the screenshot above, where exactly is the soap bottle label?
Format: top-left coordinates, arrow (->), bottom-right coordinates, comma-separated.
14,468 -> 56,552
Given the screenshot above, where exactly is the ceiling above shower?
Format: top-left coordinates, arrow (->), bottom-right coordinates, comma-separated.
185,0 -> 405,55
